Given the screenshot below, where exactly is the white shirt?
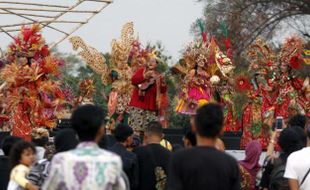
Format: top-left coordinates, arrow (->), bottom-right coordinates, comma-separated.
42,142 -> 125,190
7,164 -> 30,190
284,147 -> 310,190
35,146 -> 46,160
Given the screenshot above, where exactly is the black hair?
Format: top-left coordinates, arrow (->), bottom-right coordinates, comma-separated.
291,126 -> 307,147
32,137 -> 48,147
2,136 -> 23,156
278,127 -> 304,156
195,103 -> 224,138
131,135 -> 142,148
184,127 -> 197,146
146,121 -> 163,136
71,104 -> 105,141
9,141 -> 36,168
288,114 -> 307,129
114,124 -> 133,143
54,128 -> 79,153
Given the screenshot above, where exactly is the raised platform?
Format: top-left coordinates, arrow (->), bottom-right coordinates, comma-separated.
163,129 -> 242,150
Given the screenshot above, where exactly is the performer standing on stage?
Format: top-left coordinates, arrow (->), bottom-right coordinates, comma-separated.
0,24 -> 66,140
128,53 -> 167,134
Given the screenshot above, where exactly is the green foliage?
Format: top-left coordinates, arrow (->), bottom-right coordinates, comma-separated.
55,49 -> 108,114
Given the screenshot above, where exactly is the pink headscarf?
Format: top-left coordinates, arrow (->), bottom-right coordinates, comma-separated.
239,140 -> 262,187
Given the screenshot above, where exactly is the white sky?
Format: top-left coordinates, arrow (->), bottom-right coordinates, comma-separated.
0,0 -> 204,63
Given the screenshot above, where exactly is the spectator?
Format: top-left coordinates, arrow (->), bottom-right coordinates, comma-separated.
0,136 -> 22,190
172,144 -> 183,152
284,126 -> 310,190
31,128 -> 49,160
27,128 -> 79,187
109,124 -> 139,190
290,125 -> 307,148
99,132 -> 116,149
168,103 -> 240,190
42,105 -> 125,190
239,140 -> 262,190
8,141 -> 38,190
259,127 -> 305,190
134,121 -> 171,190
53,128 -> 79,153
183,127 -> 196,148
288,114 -> 307,129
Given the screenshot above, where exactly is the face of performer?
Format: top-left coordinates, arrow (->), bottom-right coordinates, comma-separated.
147,58 -> 157,70
280,63 -> 288,73
197,60 -> 205,68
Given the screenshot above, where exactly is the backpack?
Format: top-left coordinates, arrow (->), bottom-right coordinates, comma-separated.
269,159 -> 289,190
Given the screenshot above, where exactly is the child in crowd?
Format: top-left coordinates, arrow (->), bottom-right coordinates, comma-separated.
8,141 -> 38,190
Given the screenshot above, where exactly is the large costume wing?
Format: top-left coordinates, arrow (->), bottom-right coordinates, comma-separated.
246,38 -> 276,73
110,22 -> 134,71
69,36 -> 110,85
109,22 -> 135,93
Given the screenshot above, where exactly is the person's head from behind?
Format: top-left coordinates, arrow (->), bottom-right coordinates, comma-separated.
2,136 -> 22,156
288,114 -> 307,129
31,127 -> 49,147
10,141 -> 36,168
183,127 -> 196,148
71,104 -> 105,142
144,121 -> 163,144
278,127 -> 304,156
243,140 -> 262,165
114,124 -> 134,147
194,103 -> 224,140
290,125 -> 307,147
54,128 -> 79,153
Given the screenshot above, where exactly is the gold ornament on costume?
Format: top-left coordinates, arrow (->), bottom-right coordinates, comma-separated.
215,50 -> 235,77
246,38 -> 276,72
79,78 -> 95,99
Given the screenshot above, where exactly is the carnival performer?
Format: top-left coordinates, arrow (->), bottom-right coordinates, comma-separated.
175,42 -> 213,115
75,78 -> 95,106
128,53 -> 167,133
70,22 -> 134,128
0,24 -> 66,140
274,37 -> 308,120
241,37 -> 309,148
218,77 -> 241,131
240,74 -> 271,149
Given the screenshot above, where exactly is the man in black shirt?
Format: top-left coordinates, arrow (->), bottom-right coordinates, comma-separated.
109,124 -> 139,190
168,103 -> 240,190
134,121 -> 171,190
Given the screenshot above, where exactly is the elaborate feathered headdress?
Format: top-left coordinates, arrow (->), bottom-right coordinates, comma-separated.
279,36 -> 305,69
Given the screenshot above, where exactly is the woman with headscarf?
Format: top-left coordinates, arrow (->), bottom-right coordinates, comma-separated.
239,140 -> 262,190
